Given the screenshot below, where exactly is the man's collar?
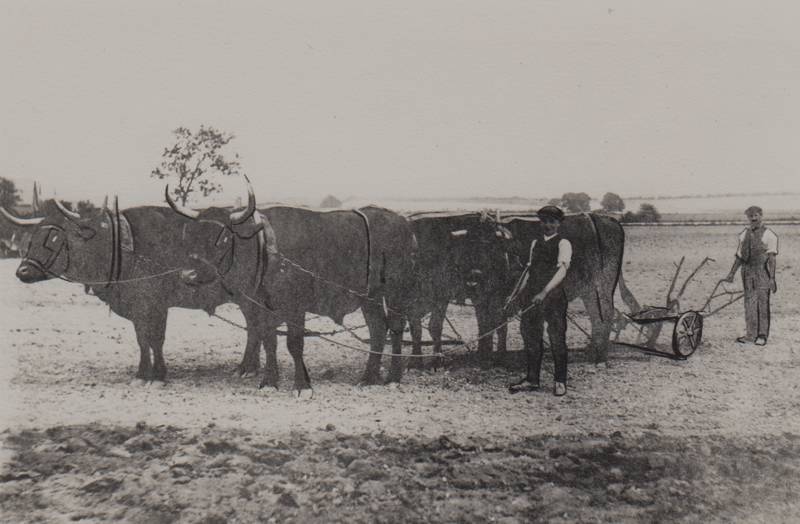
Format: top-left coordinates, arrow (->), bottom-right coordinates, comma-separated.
543,232 -> 559,241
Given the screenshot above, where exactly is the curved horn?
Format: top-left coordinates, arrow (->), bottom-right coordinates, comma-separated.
164,185 -> 199,219
55,200 -> 81,221
230,174 -> 256,225
0,207 -> 44,226
450,229 -> 468,238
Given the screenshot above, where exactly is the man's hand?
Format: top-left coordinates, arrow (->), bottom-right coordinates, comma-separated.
503,296 -> 516,313
531,291 -> 547,306
770,279 -> 777,294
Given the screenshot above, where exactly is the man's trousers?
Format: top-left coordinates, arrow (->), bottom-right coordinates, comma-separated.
519,287 -> 568,383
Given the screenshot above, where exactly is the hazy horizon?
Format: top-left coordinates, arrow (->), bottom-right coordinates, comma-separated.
3,2 -> 799,207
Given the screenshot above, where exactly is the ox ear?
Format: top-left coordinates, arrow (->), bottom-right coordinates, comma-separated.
450,229 -> 468,238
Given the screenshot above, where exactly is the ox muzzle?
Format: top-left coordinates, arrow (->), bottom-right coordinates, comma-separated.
16,260 -> 49,283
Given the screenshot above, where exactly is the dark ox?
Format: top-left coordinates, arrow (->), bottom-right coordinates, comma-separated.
166,186 -> 417,395
403,213 -> 507,364
450,212 -> 625,364
0,199 -> 254,384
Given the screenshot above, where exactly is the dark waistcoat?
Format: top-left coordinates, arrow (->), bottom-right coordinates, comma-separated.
528,234 -> 561,294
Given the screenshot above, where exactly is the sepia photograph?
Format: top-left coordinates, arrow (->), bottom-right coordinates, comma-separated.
1,1 -> 799,522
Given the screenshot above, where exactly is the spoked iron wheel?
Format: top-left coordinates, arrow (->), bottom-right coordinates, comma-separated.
672,311 -> 703,358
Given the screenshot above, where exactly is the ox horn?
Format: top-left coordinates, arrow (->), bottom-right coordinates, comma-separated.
55,200 -> 81,221
0,207 -> 44,226
450,229 -> 468,238
230,174 -> 256,225
164,185 -> 199,219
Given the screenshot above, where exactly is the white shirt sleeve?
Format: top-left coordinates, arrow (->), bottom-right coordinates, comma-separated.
735,229 -> 747,259
764,229 -> 779,255
558,239 -> 572,269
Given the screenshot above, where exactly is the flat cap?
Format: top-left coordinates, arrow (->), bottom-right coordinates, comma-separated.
537,205 -> 565,221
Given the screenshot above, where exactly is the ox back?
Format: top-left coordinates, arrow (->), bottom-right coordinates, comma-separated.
485,213 -> 624,363
257,205 -> 416,325
179,204 -> 418,392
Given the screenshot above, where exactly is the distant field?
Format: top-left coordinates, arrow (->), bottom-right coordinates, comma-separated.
338,193 -> 800,222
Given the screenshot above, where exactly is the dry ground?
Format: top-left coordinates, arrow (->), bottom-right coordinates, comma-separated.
1,224 -> 800,523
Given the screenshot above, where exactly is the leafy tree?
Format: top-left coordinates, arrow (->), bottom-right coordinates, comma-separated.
560,192 -> 592,213
601,192 -> 625,213
76,200 -> 98,215
547,197 -> 562,207
151,125 -> 242,205
637,203 -> 661,223
319,195 -> 342,208
0,177 -> 21,209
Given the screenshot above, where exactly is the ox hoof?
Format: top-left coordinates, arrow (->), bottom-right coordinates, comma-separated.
294,388 -> 314,400
595,362 -> 609,370
239,370 -> 258,379
129,378 -> 148,388
258,383 -> 279,392
357,374 -> 382,387
148,380 -> 167,389
406,358 -> 425,370
385,373 -> 403,385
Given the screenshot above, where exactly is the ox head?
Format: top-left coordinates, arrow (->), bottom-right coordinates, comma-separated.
166,176 -> 263,288
1,199 -> 117,284
448,212 -> 517,300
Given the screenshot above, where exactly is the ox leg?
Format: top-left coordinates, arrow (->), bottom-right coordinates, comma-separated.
428,301 -> 448,370
475,301 -> 495,357
132,312 -> 167,383
150,315 -> 168,382
286,313 -> 312,398
132,320 -> 153,383
583,294 -> 612,365
490,295 -> 508,355
473,301 -> 496,361
259,319 -> 280,391
406,317 -> 424,370
359,302 -> 387,386
237,305 -> 263,378
386,312 -> 406,384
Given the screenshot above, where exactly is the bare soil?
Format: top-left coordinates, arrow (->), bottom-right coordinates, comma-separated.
2,224 -> 800,523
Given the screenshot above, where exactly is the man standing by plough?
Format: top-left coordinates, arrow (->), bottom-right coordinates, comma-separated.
506,205 -> 573,397
724,205 -> 779,346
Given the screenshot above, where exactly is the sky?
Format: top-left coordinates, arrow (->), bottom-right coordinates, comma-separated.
2,1 -> 799,208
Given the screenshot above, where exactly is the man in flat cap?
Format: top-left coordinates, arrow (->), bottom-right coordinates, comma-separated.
507,205 -> 572,396
723,205 -> 779,346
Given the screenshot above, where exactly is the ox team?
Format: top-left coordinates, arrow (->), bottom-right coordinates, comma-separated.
4,186 -> 628,397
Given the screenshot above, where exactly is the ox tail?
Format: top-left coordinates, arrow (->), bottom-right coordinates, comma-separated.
585,212 -> 628,323
617,269 -> 641,314
353,208 -> 372,295
585,212 -> 605,270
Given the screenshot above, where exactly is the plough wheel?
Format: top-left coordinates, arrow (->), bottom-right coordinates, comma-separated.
672,311 -> 703,358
